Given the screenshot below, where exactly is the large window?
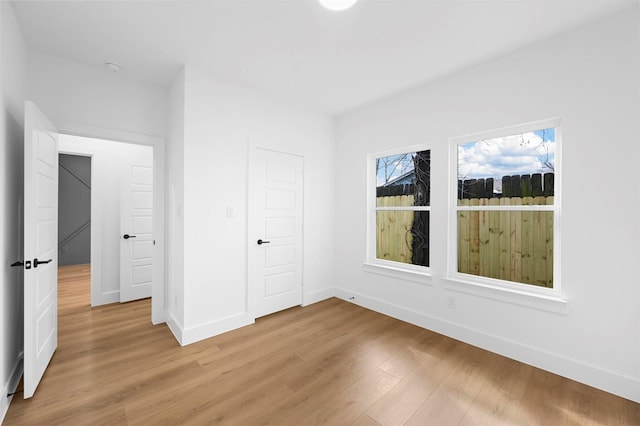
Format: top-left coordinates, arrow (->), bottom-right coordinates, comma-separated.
368,147 -> 430,271
451,120 -> 560,290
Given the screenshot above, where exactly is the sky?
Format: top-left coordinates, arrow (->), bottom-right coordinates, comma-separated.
375,128 -> 555,186
457,128 -> 555,180
376,152 -> 415,186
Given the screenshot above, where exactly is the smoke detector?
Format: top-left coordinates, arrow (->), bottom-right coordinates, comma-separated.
104,61 -> 122,73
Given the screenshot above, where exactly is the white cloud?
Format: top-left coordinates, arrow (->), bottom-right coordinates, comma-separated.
458,131 -> 555,179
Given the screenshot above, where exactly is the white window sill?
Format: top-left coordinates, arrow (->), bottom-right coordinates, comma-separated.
363,262 -> 433,286
442,276 -> 568,315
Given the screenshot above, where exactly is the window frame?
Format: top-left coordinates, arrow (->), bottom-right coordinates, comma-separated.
446,119 -> 566,310
365,144 -> 432,282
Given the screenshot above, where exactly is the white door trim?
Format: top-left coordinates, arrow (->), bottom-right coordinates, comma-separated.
56,147 -> 101,305
247,139 -> 304,318
57,123 -> 166,325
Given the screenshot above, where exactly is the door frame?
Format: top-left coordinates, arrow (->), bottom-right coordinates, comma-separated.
58,123 -> 166,324
247,139 -> 304,318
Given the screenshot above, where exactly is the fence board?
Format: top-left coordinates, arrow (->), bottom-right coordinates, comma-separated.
376,196 -> 387,259
458,199 -> 470,273
469,198 -> 480,276
546,196 -> 554,287
499,197 -> 511,280
521,197 -> 534,284
533,196 -> 547,287
479,198 -> 490,277
488,198 -> 500,279
510,198 -> 522,283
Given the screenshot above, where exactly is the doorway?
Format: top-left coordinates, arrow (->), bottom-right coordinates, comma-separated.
58,154 -> 92,306
58,134 -> 154,307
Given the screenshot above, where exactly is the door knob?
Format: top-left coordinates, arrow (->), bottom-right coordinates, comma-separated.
33,258 -> 52,268
123,234 -> 137,239
257,239 -> 271,245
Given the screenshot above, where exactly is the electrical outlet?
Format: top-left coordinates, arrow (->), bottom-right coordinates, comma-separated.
226,206 -> 234,218
447,295 -> 456,309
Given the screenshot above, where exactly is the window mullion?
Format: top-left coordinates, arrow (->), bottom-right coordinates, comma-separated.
455,205 -> 553,212
376,206 -> 431,211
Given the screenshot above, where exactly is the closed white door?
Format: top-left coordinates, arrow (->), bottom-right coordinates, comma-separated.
23,101 -> 58,399
249,148 -> 303,318
120,147 -> 153,302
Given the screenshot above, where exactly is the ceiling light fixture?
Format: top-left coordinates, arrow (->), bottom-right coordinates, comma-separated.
104,61 -> 122,73
318,0 -> 359,11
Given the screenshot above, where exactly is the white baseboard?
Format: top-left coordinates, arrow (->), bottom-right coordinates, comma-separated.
167,287 -> 335,346
1,356 -> 24,424
334,288 -> 640,403
175,313 -> 255,346
166,312 -> 184,345
303,287 -> 335,306
91,290 -> 119,307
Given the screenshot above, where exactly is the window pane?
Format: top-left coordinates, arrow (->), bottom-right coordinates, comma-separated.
457,129 -> 554,206
376,210 -> 429,267
376,150 -> 430,206
457,209 -> 553,287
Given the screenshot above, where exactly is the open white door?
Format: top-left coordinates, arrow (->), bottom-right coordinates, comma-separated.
23,101 -> 58,399
249,148 -> 303,318
120,146 -> 153,302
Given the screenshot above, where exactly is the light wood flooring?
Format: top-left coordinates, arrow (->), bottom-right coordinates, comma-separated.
4,264 -> 639,425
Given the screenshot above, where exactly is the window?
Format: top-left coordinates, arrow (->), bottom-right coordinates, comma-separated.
450,120 -> 560,291
368,147 -> 431,272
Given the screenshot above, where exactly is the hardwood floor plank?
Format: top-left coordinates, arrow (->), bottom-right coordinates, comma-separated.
4,264 -> 639,425
302,367 -> 400,425
350,413 -> 383,426
365,338 -> 462,425
405,345 -> 497,425
459,355 -> 532,425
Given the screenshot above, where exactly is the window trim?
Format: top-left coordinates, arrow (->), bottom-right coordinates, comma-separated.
366,144 -> 432,280
447,118 -> 564,304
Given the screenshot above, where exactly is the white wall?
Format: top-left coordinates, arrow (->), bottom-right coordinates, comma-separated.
166,68 -> 185,330
59,135 -> 153,305
335,9 -> 640,403
0,1 -> 26,419
27,50 -> 168,138
169,65 -> 336,344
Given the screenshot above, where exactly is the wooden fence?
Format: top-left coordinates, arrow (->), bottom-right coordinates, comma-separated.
457,197 -> 553,287
376,173 -> 554,287
376,195 -> 415,265
458,173 -> 554,287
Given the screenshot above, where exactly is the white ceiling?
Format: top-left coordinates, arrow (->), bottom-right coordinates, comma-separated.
10,0 -> 634,116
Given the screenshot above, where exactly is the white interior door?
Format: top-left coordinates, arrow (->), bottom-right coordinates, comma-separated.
23,101 -> 58,399
249,148 -> 303,318
119,148 -> 153,302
